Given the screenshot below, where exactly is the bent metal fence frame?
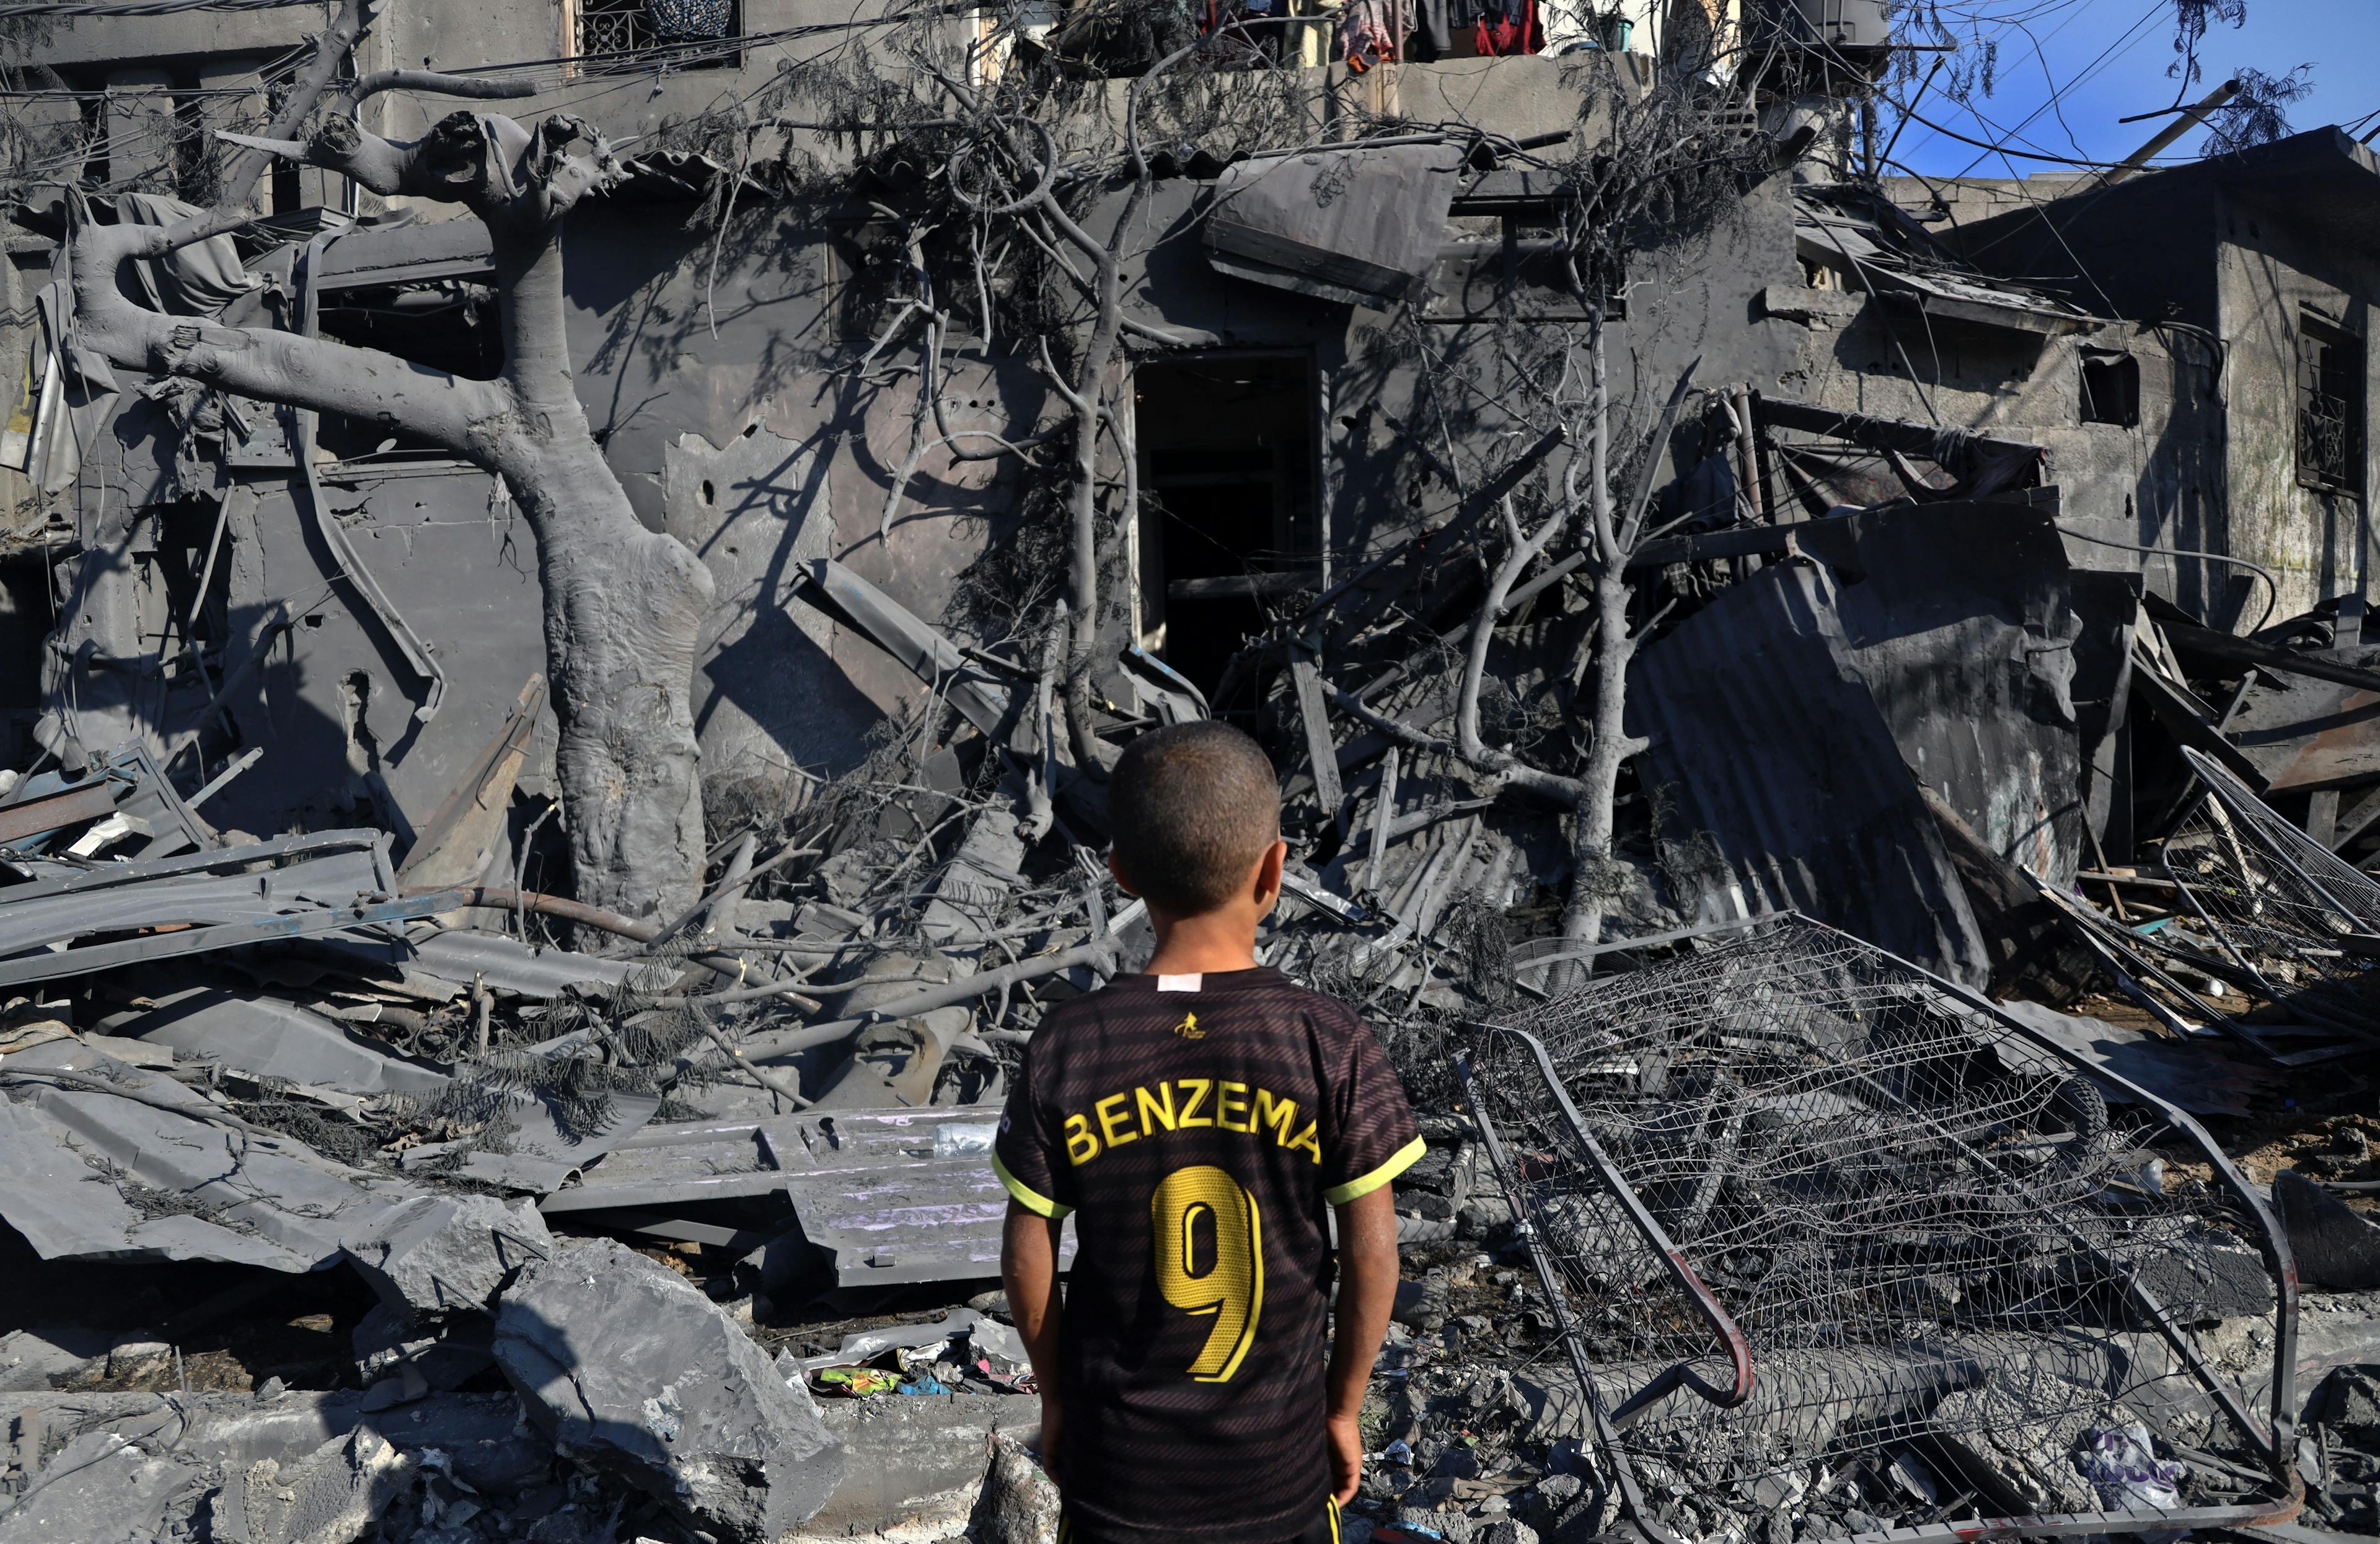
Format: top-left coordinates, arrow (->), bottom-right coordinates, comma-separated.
2159,746 -> 2380,1044
1458,914 -> 2300,1544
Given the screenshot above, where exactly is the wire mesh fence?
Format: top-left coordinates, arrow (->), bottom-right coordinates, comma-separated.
1463,914 -> 2296,1544
2160,747 -> 2380,1038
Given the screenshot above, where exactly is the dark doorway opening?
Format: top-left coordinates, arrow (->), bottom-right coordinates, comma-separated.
1135,355 -> 1317,710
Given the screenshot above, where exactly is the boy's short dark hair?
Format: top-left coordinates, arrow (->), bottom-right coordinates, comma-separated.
1108,721 -> 1280,915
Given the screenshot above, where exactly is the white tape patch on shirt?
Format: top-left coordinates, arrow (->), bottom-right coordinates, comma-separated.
1156,973 -> 1203,992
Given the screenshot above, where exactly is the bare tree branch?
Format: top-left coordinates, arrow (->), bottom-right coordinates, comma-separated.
346,69 -> 539,107
70,217 -> 508,449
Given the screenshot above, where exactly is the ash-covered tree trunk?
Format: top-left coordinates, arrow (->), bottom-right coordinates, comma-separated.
469,211 -> 713,917
68,83 -> 713,915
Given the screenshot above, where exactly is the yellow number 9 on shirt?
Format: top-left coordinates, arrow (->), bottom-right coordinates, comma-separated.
1150,1165 -> 1264,1382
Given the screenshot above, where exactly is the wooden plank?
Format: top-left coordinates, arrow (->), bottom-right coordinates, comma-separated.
2129,652 -> 2268,788
1170,570 -> 1321,602
1287,649 -> 1344,816
2333,785 -> 2380,853
2263,688 -> 2380,792
0,782 -> 118,846
2161,612 -> 2380,696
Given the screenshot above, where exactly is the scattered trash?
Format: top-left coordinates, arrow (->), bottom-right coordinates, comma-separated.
2082,1424 -> 2187,1511
814,1367 -> 903,1398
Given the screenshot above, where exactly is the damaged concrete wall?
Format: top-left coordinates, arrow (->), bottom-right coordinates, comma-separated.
1780,276 -> 2226,600
555,120 -> 1804,812
562,201 -> 1037,793
31,359 -> 549,844
2215,198 -> 2380,622
1941,130 -> 2380,627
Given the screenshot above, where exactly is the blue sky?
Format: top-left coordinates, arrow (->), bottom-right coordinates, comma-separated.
1879,0 -> 2380,179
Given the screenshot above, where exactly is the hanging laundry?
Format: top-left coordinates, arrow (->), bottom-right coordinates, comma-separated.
1473,0 -> 1540,54
1413,0 -> 1453,55
1337,0 -> 1408,70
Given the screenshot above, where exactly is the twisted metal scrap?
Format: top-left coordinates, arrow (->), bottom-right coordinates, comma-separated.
1466,914 -> 2298,1544
2160,746 -> 2380,1038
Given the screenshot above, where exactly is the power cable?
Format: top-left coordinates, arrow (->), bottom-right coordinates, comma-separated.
1947,0 -> 2166,173
0,0 -> 313,16
1884,102 -> 2141,168
1887,0 -> 2161,173
2054,525 -> 2279,634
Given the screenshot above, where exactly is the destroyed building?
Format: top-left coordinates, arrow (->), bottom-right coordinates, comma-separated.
6,0 -> 2380,1540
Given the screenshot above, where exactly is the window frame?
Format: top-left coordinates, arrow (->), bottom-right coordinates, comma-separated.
563,0 -> 746,73
2297,309 -> 2366,498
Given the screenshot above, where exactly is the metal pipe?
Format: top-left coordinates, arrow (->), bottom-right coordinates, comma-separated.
1458,1050 -> 1679,1544
2101,79 -> 2240,187
1473,1026 -> 1757,1411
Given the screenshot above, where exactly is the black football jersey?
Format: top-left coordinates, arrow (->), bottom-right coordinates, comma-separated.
994,967 -> 1422,1544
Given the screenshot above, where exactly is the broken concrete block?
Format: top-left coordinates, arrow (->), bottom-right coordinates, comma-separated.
493,1237 -> 844,1542
1457,1194 -> 1515,1238
2128,1236 -> 2276,1322
2315,1365 -> 2380,1432
1392,1278 -> 1448,1332
793,1392 -> 1028,1543
2275,1169 -> 2380,1290
350,1304 -> 496,1393
106,1336 -> 173,1379
1398,1507 -> 1485,1544
358,1365 -> 430,1412
0,1325 -> 111,1392
342,1193 -> 552,1322
967,1430 -> 1059,1544
0,1429 -> 214,1543
209,1426 -> 413,1544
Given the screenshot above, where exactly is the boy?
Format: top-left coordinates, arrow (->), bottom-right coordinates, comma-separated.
994,721 -> 1422,1544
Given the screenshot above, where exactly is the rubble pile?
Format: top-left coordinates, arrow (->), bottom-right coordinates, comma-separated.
11,466 -> 2380,1543
4,80 -> 2380,1544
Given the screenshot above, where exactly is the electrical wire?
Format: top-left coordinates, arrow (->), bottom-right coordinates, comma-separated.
2054,525 -> 2280,635
0,0 -> 312,15
1885,0 -> 2164,175
1946,0 -> 2167,173
1887,102 -> 2142,169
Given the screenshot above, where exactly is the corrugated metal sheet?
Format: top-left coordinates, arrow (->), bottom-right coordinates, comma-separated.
0,831 -> 464,991
1632,560 -> 1994,985
406,929 -> 651,999
542,1107 -> 1078,1286
1820,503 -> 2090,886
0,1041 -> 425,1270
1206,143 -> 1466,307
1631,503 -> 2107,986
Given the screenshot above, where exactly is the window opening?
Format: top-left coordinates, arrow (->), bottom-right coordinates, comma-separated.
2299,311 -> 2365,496
1134,355 -> 1318,709
2079,351 -> 2140,428
572,0 -> 741,66
314,280 -> 502,459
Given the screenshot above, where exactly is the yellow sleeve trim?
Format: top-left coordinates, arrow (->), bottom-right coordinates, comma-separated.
1324,1134 -> 1427,1206
994,1151 -> 1073,1219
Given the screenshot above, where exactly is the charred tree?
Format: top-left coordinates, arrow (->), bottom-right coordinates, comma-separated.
1340,63 -> 1771,981
63,8 -> 713,916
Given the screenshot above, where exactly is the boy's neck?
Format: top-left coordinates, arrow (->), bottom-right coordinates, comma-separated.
1142,908 -> 1262,977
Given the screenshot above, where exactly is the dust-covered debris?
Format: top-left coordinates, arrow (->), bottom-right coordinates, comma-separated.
1,0 -> 2379,1537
